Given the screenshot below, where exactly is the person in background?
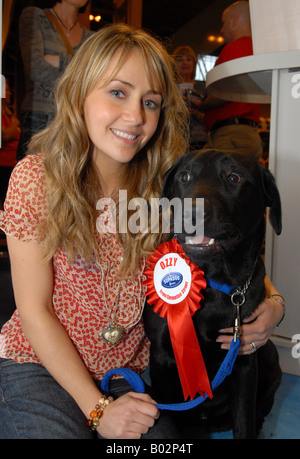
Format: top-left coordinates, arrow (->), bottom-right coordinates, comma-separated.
17,0 -> 92,160
191,1 -> 262,159
0,80 -> 20,209
173,45 -> 208,150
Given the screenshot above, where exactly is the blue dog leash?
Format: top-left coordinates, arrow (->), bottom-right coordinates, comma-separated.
101,337 -> 241,411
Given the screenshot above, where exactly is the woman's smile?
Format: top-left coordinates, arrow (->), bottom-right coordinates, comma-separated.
110,128 -> 139,141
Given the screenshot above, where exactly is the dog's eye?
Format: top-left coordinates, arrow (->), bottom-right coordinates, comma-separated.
180,172 -> 191,183
227,173 -> 241,184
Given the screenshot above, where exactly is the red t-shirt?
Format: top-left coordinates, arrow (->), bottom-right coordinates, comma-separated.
204,36 -> 261,130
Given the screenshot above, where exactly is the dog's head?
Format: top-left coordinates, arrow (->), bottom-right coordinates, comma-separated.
162,150 -> 281,266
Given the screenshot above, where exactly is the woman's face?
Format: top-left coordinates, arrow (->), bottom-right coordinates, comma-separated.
175,54 -> 195,80
84,48 -> 162,171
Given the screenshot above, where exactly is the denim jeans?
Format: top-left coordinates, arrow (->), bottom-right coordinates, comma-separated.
0,358 -> 180,439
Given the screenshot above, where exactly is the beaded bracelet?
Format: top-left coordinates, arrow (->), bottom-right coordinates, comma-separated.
86,395 -> 114,431
268,294 -> 286,326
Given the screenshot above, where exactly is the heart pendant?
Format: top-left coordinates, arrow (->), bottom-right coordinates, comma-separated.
100,323 -> 125,346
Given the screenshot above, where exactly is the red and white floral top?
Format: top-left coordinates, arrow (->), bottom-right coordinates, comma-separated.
0,154 -> 150,379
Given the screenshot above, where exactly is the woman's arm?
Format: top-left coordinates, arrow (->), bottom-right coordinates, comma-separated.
7,235 -> 158,438
216,275 -> 285,355
7,235 -> 102,417
44,54 -> 60,69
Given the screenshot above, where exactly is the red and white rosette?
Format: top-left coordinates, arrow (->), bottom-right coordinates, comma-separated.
143,239 -> 213,401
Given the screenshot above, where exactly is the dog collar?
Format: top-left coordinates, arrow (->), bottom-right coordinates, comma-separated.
207,273 -> 253,306
206,278 -> 234,295
207,274 -> 253,342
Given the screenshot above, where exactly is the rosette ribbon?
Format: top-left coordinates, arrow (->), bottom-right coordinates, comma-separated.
143,239 -> 213,401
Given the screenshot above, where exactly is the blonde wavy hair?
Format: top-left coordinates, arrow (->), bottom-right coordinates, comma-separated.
30,24 -> 189,276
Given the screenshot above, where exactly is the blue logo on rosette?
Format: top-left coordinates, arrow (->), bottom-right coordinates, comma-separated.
161,272 -> 183,289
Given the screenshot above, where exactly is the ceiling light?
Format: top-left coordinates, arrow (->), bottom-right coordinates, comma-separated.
207,35 -> 224,44
89,14 -> 101,22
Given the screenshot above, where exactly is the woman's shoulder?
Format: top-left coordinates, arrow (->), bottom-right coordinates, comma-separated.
10,154 -> 45,190
2,154 -> 48,241
14,152 -> 44,171
19,6 -> 52,31
20,6 -> 45,20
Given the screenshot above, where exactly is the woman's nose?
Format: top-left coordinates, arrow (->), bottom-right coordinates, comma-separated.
123,100 -> 145,125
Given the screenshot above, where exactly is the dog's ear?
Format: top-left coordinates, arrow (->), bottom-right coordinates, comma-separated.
261,166 -> 282,235
161,153 -> 190,198
161,164 -> 178,199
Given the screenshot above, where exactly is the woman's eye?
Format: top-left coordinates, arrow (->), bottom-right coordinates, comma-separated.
110,89 -> 125,98
227,172 -> 241,184
144,100 -> 155,108
144,99 -> 160,110
180,171 -> 191,183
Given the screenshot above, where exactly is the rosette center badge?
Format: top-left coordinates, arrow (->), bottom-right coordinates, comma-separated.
154,253 -> 192,305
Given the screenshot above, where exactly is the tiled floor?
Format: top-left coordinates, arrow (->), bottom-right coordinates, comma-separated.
259,372 -> 300,439
209,372 -> 300,439
1,258 -> 299,440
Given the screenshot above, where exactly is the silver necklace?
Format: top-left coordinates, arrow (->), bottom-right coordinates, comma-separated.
97,256 -> 146,346
99,279 -> 126,346
52,8 -> 78,36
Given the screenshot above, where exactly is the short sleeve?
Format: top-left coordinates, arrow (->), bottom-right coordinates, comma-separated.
0,154 -> 47,242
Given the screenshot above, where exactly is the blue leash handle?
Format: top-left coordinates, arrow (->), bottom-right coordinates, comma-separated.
101,338 -> 241,411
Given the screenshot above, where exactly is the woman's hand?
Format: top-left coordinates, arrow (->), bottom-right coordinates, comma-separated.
216,295 -> 284,355
97,392 -> 159,439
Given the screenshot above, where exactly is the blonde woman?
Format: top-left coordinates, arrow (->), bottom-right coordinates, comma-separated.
0,25 -> 284,439
0,23 -> 188,439
173,45 -> 208,149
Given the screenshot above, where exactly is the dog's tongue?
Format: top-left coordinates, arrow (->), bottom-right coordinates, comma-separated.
185,235 -> 215,246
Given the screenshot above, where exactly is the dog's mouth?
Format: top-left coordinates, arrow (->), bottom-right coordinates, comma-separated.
185,235 -> 215,247
179,233 -> 239,254
184,234 -> 219,253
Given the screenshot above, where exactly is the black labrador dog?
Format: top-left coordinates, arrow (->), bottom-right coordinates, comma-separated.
143,150 -> 282,439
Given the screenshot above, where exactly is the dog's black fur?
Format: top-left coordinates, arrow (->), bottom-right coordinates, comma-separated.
143,150 -> 282,439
